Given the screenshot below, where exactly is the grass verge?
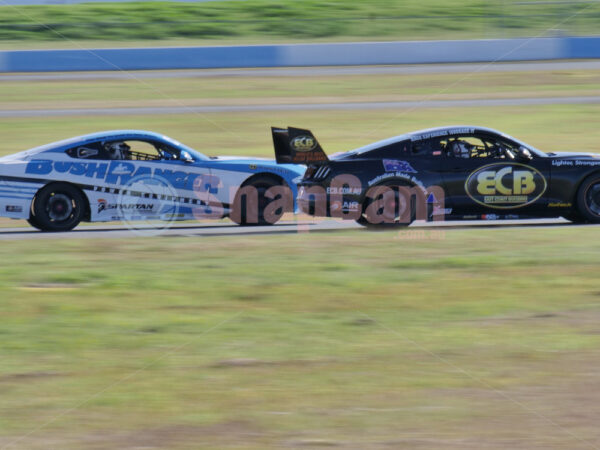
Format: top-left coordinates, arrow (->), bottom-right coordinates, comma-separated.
1,228 -> 600,448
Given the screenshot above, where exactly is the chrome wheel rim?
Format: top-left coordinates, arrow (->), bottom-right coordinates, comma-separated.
47,193 -> 73,222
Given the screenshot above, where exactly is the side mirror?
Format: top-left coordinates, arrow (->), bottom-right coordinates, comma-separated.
519,147 -> 533,161
180,150 -> 194,163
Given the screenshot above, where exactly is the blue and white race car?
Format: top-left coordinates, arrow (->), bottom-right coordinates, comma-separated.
0,130 -> 304,231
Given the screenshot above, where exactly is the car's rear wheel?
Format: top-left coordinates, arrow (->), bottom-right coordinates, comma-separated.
231,176 -> 288,226
577,175 -> 600,223
356,184 -> 414,228
31,183 -> 85,232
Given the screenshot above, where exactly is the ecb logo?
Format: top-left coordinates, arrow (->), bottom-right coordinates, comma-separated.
465,163 -> 546,209
290,135 -> 317,152
476,167 -> 535,195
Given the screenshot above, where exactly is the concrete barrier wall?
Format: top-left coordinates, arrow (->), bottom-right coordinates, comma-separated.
1,36 -> 599,72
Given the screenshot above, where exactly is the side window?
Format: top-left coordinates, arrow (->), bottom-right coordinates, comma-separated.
441,136 -> 490,159
122,141 -> 161,161
410,139 -> 443,157
156,143 -> 183,161
65,142 -> 107,159
367,141 -> 411,158
481,136 -> 521,160
441,134 -> 523,160
66,140 -> 184,161
106,140 -> 184,161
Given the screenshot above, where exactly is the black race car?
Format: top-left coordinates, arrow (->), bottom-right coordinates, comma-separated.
272,125 -> 600,226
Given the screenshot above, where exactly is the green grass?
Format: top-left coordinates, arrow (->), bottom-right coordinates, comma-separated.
2,70 -> 600,105
1,229 -> 600,448
0,0 -> 599,45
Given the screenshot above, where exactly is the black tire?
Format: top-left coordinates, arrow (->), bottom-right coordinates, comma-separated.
31,183 -> 85,232
356,184 -> 415,229
231,176 -> 288,226
27,214 -> 44,231
576,175 -> 600,223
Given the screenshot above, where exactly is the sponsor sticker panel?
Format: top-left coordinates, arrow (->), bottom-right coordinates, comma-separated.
465,163 -> 547,209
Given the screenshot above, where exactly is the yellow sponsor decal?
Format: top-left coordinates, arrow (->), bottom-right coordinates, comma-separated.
290,135 -> 317,152
465,163 -> 547,209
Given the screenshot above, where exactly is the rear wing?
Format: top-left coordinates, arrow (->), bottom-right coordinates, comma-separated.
271,127 -> 329,165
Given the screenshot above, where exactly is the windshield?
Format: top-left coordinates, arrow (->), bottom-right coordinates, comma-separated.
501,133 -> 546,157
160,135 -> 208,161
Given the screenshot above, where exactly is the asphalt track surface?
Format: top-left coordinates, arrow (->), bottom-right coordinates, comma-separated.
2,96 -> 600,118
2,61 -> 600,81
0,218 -> 578,240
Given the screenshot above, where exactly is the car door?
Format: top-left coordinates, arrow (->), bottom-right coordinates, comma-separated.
359,137 -> 447,220
137,139 -> 223,220
439,133 -> 550,217
97,139 -> 217,221
404,138 -> 448,218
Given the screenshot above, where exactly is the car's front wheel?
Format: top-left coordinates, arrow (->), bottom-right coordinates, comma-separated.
30,183 -> 86,232
576,175 -> 600,223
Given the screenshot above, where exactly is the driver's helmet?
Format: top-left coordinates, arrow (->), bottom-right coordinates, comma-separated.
451,140 -> 472,158
106,142 -> 131,160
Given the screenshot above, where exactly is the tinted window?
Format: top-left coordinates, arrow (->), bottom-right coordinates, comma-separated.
440,134 -> 520,160
65,142 -> 108,160
411,138 -> 443,156
66,140 -> 184,161
363,140 -> 411,158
